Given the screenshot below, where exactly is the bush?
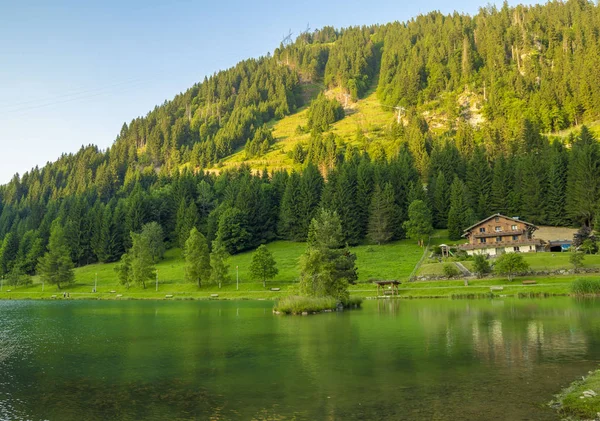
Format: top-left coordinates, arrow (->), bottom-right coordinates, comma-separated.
472,254 -> 491,278
274,296 -> 337,314
571,278 -> 600,295
443,263 -> 460,278
274,295 -> 363,314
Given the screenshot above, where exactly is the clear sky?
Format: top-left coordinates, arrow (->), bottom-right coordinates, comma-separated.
0,0 -> 533,184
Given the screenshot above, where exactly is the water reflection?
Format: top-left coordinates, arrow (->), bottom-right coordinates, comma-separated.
0,298 -> 599,420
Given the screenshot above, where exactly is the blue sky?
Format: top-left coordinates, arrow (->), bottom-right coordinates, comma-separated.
0,0 -> 533,183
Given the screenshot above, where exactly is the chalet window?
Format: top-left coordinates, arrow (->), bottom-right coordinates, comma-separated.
496,237 -> 502,242
495,217 -> 500,222
495,226 -> 502,232
479,227 -> 485,233
514,246 -> 520,252
480,238 -> 487,243
511,225 -> 518,230
512,235 -> 519,241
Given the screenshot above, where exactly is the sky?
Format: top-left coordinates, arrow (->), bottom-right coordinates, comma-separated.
0,0 -> 535,184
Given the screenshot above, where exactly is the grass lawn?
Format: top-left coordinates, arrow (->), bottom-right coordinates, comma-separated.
1,237 -> 425,300
4,231 -> 596,301
417,251 -> 600,277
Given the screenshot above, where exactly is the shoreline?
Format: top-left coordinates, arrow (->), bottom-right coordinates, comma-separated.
551,369 -> 600,420
0,273 -> 597,301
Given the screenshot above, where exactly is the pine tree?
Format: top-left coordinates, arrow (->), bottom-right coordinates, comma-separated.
0,232 -> 19,277
367,182 -> 396,245
215,207 -> 251,254
490,155 -> 512,214
566,126 -> 600,225
184,227 -> 210,287
546,142 -> 568,226
298,164 -> 324,239
178,201 -> 199,248
334,162 -> 361,245
356,158 -> 374,238
403,200 -> 433,246
466,146 -> 492,219
37,224 -> 74,290
432,171 -> 450,228
278,171 -> 303,240
447,177 -> 475,241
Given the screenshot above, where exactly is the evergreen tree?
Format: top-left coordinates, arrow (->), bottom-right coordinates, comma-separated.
298,164 -> 324,239
278,171 -> 303,240
215,207 -> 251,254
403,200 -> 433,246
546,142 -> 568,226
249,245 -> 279,288
490,155 -> 512,214
447,177 -> 475,241
334,161 -> 361,245
37,224 -> 74,290
356,158 -> 374,238
184,227 -> 211,287
0,232 -> 19,277
567,126 -> 600,225
432,171 -> 450,228
299,209 -> 357,302
466,146 -> 492,219
140,222 -> 165,263
367,182 -> 395,245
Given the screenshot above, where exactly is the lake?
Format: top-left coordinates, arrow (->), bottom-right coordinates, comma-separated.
1,298 -> 600,420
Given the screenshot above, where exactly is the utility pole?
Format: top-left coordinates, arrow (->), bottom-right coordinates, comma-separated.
394,106 -> 405,125
236,265 -> 239,291
156,270 -> 159,292
343,93 -> 350,108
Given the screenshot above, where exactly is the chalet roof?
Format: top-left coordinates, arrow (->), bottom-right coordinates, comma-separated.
463,213 -> 538,234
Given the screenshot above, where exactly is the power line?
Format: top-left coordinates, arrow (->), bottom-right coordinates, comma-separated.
0,79 -> 149,116
0,77 -> 145,111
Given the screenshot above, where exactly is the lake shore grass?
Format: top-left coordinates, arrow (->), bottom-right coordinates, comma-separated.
2,273 -> 598,301
551,368 -> 600,420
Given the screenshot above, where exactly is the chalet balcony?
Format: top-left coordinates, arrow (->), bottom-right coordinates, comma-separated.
459,239 -> 543,250
472,230 -> 527,239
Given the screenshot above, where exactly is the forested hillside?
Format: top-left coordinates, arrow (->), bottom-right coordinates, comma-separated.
2,0 -> 600,282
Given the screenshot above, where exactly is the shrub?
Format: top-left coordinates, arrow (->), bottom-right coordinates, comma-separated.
443,263 -> 460,278
571,278 -> 600,295
274,296 -> 337,314
494,252 -> 529,281
274,295 -> 363,314
472,254 -> 491,278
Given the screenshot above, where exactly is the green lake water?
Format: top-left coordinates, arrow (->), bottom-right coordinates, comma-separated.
1,298 -> 600,420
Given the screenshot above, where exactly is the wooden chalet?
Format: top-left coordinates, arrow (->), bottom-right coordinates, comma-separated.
459,214 -> 543,256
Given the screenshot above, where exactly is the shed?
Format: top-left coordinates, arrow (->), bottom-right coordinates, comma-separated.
373,280 -> 401,296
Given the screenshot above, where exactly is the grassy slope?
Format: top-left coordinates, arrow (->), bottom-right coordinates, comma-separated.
210,83 -> 396,174
0,236 -> 425,300
3,229 -> 597,300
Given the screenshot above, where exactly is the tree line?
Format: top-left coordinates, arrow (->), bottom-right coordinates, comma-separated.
1,123 -> 599,285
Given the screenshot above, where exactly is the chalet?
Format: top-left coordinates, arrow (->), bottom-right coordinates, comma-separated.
459,214 -> 544,256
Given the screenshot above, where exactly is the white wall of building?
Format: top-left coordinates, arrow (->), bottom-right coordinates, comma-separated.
465,245 -> 536,256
